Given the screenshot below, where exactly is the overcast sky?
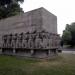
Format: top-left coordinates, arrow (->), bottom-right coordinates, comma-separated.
20,0 -> 75,35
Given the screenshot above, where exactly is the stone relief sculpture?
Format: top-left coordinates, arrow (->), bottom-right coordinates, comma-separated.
2,30 -> 60,49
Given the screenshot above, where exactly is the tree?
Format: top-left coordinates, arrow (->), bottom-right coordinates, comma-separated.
0,0 -> 24,6
62,22 -> 75,46
70,23 -> 75,46
0,0 -> 24,20
62,30 -> 72,45
65,24 -> 71,31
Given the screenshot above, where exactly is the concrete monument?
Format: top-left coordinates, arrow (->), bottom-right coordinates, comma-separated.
0,7 -> 60,58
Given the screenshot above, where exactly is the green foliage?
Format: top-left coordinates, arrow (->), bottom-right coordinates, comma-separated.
62,30 -> 72,45
0,0 -> 24,20
70,23 -> 75,46
0,0 -> 24,5
65,24 -> 71,31
62,22 -> 75,46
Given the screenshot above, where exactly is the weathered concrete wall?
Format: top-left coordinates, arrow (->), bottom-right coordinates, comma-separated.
0,8 -> 43,34
0,7 -> 57,33
41,8 -> 57,33
0,7 -> 57,48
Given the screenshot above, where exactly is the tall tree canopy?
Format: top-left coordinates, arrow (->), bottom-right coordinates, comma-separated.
0,0 -> 24,20
62,22 -> 75,47
0,0 -> 24,5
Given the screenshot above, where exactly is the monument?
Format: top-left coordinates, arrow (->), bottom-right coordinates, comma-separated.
0,7 -> 60,58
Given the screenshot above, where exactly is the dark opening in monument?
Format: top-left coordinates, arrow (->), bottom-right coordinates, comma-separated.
2,48 -> 13,55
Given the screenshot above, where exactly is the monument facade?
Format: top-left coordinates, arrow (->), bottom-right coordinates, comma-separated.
0,7 -> 60,58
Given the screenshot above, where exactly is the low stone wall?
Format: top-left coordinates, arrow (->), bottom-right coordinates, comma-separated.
0,49 -> 2,54
1,48 -> 58,58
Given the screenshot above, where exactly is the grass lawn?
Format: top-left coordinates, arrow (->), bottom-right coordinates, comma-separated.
0,53 -> 75,75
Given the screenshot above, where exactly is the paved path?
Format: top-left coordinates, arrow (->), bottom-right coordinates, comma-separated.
61,47 -> 75,54
62,51 -> 75,54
